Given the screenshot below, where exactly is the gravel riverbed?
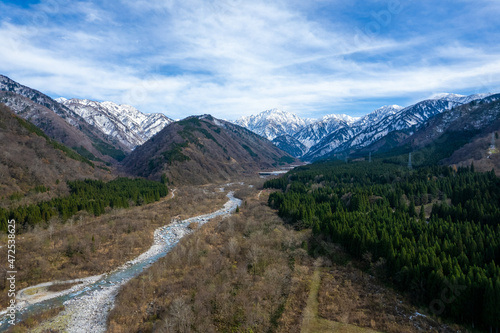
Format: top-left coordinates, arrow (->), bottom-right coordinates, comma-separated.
62,191 -> 241,332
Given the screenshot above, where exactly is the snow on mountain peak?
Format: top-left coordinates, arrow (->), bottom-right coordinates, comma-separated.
235,108 -> 311,140
321,113 -> 360,123
430,93 -> 494,104
57,98 -> 173,150
430,93 -> 466,100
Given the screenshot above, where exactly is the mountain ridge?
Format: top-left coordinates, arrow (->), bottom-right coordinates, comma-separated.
0,103 -> 111,204
56,98 -> 173,150
236,94 -> 495,161
0,75 -> 128,162
122,114 -> 296,185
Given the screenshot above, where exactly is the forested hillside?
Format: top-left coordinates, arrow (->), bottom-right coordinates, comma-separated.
122,115 -> 296,185
265,161 -> 500,331
0,103 -> 113,205
0,178 -> 168,233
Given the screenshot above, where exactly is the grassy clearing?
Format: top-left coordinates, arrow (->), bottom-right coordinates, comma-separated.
300,264 -> 321,333
301,263 -> 380,333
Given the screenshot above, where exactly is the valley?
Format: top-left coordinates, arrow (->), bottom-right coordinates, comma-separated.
2,0 -> 500,331
2,189 -> 240,332
0,177 -> 482,333
0,74 -> 499,332
0,183 -> 229,329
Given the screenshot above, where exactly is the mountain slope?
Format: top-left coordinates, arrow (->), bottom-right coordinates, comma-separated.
272,134 -> 307,157
0,91 -> 116,162
403,94 -> 500,172
122,115 -> 296,184
0,75 -> 128,161
235,108 -> 313,141
292,114 -> 358,152
57,98 -> 173,150
304,96 -> 491,161
303,105 -> 405,160
0,103 -> 110,204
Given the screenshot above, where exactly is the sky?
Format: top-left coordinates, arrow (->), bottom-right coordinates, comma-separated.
1,0 -> 500,120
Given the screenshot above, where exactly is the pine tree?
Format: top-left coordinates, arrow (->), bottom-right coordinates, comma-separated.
419,205 -> 425,221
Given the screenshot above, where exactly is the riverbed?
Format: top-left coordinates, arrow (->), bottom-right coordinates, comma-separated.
0,190 -> 241,332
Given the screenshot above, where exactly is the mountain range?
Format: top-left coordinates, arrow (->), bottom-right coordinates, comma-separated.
121,115 -> 294,184
1,73 -> 499,189
404,93 -> 500,172
0,75 -> 128,162
235,93 -> 494,161
0,75 -> 296,190
0,75 -> 174,161
56,98 -> 173,150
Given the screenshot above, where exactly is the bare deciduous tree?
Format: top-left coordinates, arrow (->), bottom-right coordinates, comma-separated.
164,297 -> 193,333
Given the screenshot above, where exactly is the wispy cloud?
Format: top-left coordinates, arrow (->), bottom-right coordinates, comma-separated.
0,0 -> 499,119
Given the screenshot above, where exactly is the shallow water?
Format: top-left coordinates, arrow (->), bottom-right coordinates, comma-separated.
0,191 -> 241,331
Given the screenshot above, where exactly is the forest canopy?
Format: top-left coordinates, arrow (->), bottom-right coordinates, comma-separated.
264,160 -> 500,331
0,178 -> 168,233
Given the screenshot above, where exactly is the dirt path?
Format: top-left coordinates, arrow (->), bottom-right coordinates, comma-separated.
300,263 -> 380,333
300,264 -> 321,333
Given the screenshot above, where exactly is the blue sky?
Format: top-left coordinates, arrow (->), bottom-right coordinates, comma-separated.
1,0 -> 499,120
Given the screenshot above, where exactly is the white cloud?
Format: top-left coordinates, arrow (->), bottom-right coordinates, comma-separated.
0,0 -> 499,120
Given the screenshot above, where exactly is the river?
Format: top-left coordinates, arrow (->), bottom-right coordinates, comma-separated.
0,191 -> 241,332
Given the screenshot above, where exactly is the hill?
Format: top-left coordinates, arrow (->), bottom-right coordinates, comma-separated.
121,115 -> 296,184
0,75 -> 128,162
0,103 -> 111,206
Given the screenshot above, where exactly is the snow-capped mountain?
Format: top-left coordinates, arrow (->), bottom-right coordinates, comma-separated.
235,109 -> 362,156
407,93 -> 500,149
234,108 -> 314,141
353,105 -> 404,128
0,74 -> 128,161
429,93 -> 493,104
238,94 -> 494,161
293,113 -> 359,151
56,98 -> 173,150
1,75 -> 85,127
303,99 -> 468,161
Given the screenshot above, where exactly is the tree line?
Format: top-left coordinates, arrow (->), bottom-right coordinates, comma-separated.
265,161 -> 500,331
0,178 -> 168,233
